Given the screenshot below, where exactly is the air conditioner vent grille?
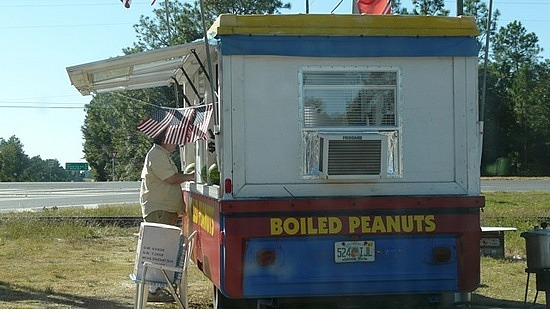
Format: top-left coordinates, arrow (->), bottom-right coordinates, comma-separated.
327,140 -> 382,175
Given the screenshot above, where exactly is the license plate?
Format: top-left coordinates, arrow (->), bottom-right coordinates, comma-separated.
334,240 -> 375,263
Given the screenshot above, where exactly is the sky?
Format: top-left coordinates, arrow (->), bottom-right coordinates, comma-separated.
0,0 -> 548,167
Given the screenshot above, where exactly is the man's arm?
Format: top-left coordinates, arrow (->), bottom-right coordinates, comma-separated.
164,172 -> 195,185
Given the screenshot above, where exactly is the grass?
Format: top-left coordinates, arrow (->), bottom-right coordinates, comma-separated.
481,191 -> 549,258
0,205 -> 211,309
0,210 -> 139,308
0,192 -> 548,308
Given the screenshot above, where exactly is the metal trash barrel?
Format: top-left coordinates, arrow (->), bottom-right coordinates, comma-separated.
521,223 -> 550,270
521,222 -> 549,308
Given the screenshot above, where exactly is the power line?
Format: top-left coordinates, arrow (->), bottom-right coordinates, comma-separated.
0,101 -> 86,105
444,0 -> 550,4
0,105 -> 85,109
0,23 -> 132,30
0,2 -> 152,8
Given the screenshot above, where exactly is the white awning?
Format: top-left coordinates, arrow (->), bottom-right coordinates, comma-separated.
66,40 -> 213,95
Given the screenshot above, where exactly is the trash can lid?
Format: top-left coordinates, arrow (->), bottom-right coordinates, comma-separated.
521,228 -> 550,237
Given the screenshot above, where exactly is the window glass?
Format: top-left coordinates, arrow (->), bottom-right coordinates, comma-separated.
303,71 -> 397,128
300,68 -> 401,178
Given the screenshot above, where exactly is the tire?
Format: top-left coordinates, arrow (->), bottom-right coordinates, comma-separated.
212,285 -> 256,309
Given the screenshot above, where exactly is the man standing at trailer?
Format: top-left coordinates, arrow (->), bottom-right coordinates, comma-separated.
140,129 -> 194,225
139,129 -> 194,302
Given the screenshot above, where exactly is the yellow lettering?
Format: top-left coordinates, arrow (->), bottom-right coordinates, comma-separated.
425,215 -> 436,232
318,217 -> 328,234
401,215 -> 414,232
361,216 -> 371,233
307,217 -> 318,234
192,203 -> 198,224
328,217 -> 342,234
269,215 -> 437,236
414,215 -> 425,232
300,217 -> 307,235
349,217 -> 360,233
270,218 -> 283,235
386,216 -> 400,233
284,218 -> 299,235
190,200 -> 215,236
371,216 -> 386,233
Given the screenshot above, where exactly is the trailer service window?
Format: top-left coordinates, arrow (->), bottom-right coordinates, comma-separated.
300,67 -> 401,179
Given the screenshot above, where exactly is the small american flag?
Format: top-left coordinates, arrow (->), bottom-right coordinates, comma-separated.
120,0 -> 131,8
137,108 -> 175,139
163,108 -> 195,145
186,104 -> 213,144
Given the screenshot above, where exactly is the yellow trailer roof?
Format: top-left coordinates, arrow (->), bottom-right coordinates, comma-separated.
209,14 -> 479,37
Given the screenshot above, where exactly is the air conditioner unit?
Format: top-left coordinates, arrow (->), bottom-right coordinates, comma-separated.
318,133 -> 387,179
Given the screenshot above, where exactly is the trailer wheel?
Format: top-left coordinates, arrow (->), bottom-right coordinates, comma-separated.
212,285 -> 256,309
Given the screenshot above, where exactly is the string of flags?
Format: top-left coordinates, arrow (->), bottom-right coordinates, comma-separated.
137,104 -> 213,145
120,0 -> 157,9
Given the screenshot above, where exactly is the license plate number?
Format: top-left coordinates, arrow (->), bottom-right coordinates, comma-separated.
334,241 -> 375,263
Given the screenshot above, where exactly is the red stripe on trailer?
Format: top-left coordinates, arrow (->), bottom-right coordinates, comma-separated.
220,196 -> 484,214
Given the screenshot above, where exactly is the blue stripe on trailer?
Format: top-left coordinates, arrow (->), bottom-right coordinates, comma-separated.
220,35 -> 479,58
242,235 -> 458,298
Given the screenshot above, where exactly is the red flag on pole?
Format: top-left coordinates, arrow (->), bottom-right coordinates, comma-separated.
356,0 -> 392,14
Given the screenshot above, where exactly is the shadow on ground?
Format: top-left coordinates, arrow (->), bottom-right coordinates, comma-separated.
0,281 -> 131,309
1,280 -> 547,309
472,294 -> 547,309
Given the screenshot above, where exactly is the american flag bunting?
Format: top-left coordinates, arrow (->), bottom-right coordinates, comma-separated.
137,108 -> 175,138
163,108 -> 195,145
138,105 -> 213,145
186,104 -> 213,144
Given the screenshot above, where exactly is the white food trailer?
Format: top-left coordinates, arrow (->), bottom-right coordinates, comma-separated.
68,13 -> 484,308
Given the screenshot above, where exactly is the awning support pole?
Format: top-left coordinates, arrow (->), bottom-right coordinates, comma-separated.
178,67 -> 202,102
190,49 -> 211,84
171,77 -> 191,107
199,0 -> 219,127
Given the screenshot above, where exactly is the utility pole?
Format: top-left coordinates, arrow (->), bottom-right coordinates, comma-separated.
481,0 -> 494,123
109,151 -> 117,181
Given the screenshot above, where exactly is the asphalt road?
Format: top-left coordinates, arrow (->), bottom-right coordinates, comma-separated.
480,177 -> 550,192
0,181 -> 140,212
0,179 -> 548,212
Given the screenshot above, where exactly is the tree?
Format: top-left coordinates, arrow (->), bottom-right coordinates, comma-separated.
21,157 -> 68,182
83,0 -> 291,181
0,136 -> 29,182
411,0 -> 449,16
506,61 -> 550,175
124,0 -> 291,53
124,1 -> 202,52
492,21 -> 542,87
82,95 -> 119,181
202,0 -> 290,16
482,21 -> 547,175
0,136 -> 74,182
463,0 -> 500,59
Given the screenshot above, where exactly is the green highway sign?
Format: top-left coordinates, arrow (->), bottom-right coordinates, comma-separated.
65,162 -> 89,171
